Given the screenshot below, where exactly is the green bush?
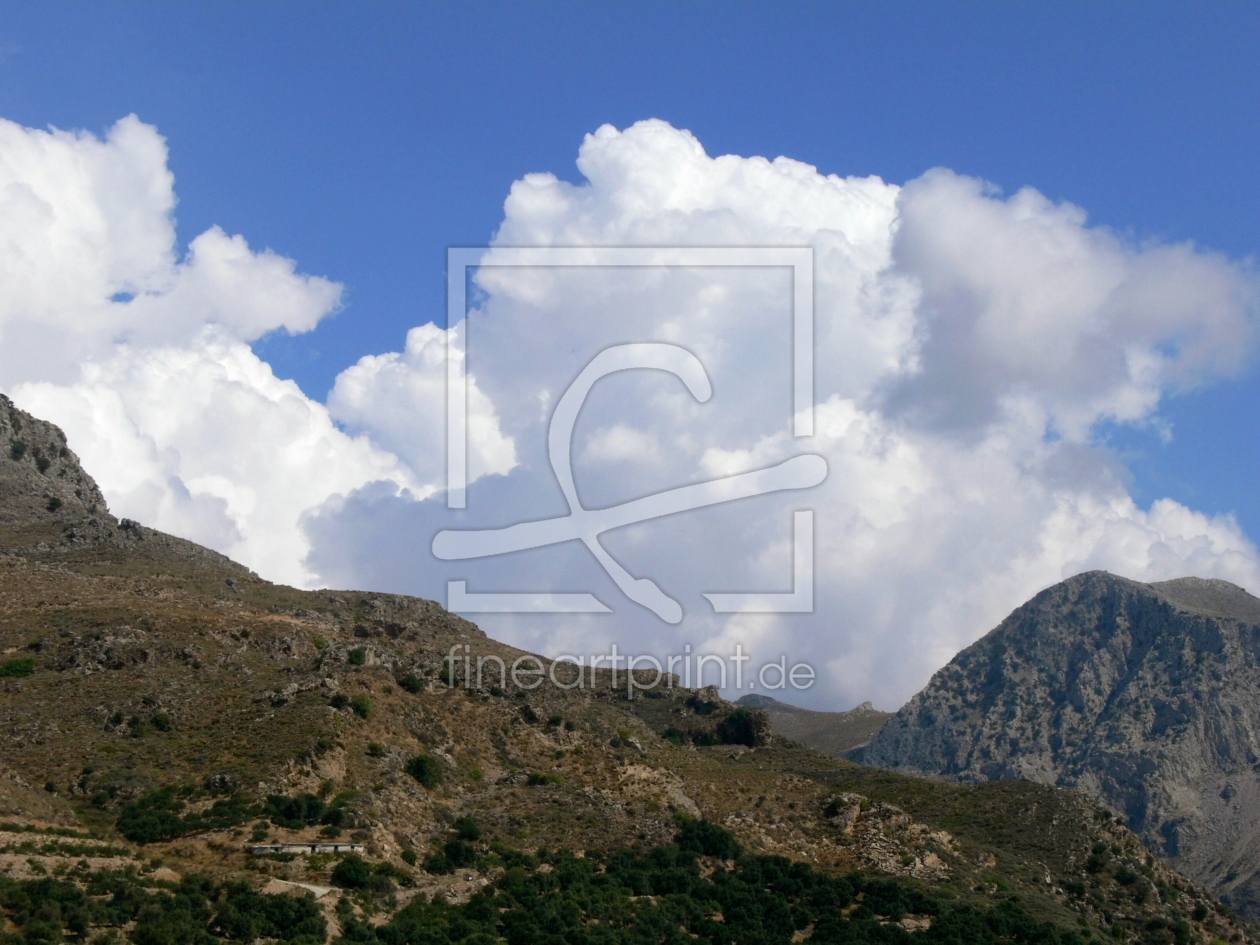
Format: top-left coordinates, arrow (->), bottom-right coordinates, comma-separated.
329,693 -> 350,709
331,853 -> 372,889
150,711 -> 173,732
265,793 -> 325,830
348,647 -> 367,666
367,741 -> 386,758
351,694 -> 372,719
715,707 -> 761,746
405,754 -> 442,788
676,814 -> 742,859
0,657 -> 34,678
117,788 -> 186,844
526,772 -> 562,786
117,788 -> 256,843
398,673 -> 423,693
443,839 -> 478,868
454,816 -> 481,841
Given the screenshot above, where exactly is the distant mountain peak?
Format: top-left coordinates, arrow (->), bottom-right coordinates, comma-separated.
863,568 -> 1260,917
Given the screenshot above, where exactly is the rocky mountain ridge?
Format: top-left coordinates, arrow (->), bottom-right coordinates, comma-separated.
0,397 -> 1251,944
863,569 -> 1260,918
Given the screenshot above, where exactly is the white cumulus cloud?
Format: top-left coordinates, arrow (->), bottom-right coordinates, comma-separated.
0,115 -> 420,585
303,119 -> 1260,709
4,112 -> 1258,708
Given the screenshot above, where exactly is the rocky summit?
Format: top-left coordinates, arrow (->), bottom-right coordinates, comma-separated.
863,569 -> 1260,917
0,399 -> 1253,944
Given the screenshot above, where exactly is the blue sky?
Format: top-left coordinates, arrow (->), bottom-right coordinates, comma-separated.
4,3 -> 1257,536
2,3 -> 1260,704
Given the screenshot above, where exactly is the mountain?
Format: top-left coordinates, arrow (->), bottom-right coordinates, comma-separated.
736,694 -> 893,755
0,398 -> 1252,943
862,569 -> 1260,917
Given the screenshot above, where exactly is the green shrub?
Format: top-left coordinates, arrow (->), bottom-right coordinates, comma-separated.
150,711 -> 173,732
398,673 -> 423,693
46,496 -> 62,511
454,816 -> 481,841
367,741 -> 386,757
423,852 -> 453,874
348,647 -> 367,666
0,657 -> 35,678
9,440 -> 25,460
715,707 -> 761,746
329,693 -> 350,709
443,839 -> 478,868
675,814 -> 742,859
313,636 -> 327,649
405,754 -> 442,788
400,849 -> 417,866
116,787 -> 187,844
351,694 -> 372,719
526,772 -> 562,786
331,853 -> 372,888
265,793 -> 325,830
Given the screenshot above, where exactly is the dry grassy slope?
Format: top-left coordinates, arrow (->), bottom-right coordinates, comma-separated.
0,400 -> 1252,944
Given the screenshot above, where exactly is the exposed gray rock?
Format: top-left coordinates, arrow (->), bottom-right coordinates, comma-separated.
861,569 -> 1260,916
0,394 -> 249,571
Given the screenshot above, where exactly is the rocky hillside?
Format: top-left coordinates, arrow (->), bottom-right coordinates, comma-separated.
862,569 -> 1260,918
0,399 -> 1252,944
737,694 -> 893,755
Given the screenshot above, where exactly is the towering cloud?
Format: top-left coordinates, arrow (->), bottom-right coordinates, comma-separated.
0,115 -> 418,585
307,121 -> 1260,708
1,115 -> 1256,706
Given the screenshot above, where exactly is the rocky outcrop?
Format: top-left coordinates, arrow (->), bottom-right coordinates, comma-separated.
0,394 -> 107,527
862,569 -> 1260,916
0,394 -> 248,570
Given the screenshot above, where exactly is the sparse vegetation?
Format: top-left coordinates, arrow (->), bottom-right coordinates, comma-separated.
404,754 -> 442,788
0,656 -> 34,678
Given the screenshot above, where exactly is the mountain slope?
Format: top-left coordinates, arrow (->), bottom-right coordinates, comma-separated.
0,399 -> 1252,943
736,694 -> 893,755
862,569 -> 1260,917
